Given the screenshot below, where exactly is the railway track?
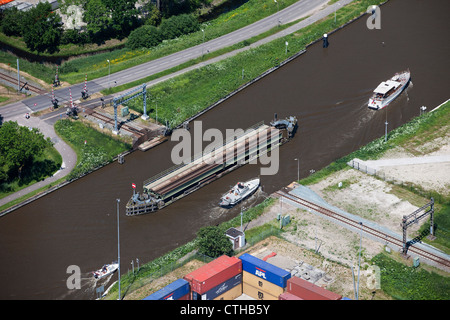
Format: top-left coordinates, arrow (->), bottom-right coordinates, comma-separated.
90,110 -> 144,137
0,72 -> 47,95
274,189 -> 450,270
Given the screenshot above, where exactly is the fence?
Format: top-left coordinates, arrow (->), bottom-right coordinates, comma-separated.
347,159 -> 446,203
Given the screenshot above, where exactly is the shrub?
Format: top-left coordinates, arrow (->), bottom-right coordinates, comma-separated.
126,25 -> 162,49
159,14 -> 199,40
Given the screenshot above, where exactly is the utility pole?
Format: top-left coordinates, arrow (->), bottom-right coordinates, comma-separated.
116,198 -> 121,300
17,59 -> 20,93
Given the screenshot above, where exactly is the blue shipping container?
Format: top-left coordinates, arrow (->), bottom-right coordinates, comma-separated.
192,273 -> 242,300
239,253 -> 291,288
143,278 -> 190,300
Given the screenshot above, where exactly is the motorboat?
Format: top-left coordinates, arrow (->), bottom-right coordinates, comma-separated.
368,69 -> 410,110
219,178 -> 260,208
93,262 -> 118,279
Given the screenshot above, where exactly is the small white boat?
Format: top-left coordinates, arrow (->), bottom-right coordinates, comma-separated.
219,178 -> 260,208
368,69 -> 410,110
93,262 -> 118,279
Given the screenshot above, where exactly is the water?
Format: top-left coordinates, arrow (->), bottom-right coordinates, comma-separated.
0,0 -> 449,299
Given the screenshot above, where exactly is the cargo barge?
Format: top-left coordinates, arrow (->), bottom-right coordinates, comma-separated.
126,115 -> 297,216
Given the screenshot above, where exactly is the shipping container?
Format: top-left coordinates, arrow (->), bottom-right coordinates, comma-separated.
178,293 -> 190,300
184,255 -> 242,294
287,277 -> 342,300
239,253 -> 291,288
278,292 -> 303,300
242,271 -> 284,297
192,273 -> 242,300
143,278 -> 190,300
243,283 -> 278,300
214,283 -> 243,300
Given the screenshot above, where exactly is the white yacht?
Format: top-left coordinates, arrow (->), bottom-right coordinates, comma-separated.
219,178 -> 260,208
368,69 -> 411,110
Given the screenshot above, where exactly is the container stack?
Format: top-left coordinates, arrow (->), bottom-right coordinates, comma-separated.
143,278 -> 190,300
184,255 -> 243,300
240,253 -> 291,300
285,276 -> 342,300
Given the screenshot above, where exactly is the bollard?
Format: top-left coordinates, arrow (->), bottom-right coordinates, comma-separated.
323,34 -> 329,48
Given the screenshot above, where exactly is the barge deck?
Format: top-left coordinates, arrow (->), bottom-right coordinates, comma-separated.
126,116 -> 297,216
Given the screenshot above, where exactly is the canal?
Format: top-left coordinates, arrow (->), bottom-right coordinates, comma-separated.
0,0 -> 449,299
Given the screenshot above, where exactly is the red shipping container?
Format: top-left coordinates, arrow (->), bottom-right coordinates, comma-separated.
184,255 -> 242,294
278,292 -> 303,300
287,277 -> 342,300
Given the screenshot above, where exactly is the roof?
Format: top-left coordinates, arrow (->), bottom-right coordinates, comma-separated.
225,227 -> 244,238
373,80 -> 401,94
0,0 -> 14,5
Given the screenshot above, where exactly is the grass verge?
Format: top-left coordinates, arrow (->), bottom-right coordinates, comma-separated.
54,119 -> 131,180
125,0 -> 386,128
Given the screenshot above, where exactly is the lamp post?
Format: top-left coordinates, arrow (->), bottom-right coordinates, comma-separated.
107,59 -> 111,89
294,158 -> 299,181
201,29 -> 205,57
334,2 -> 341,24
285,41 -> 288,55
116,198 -> 121,300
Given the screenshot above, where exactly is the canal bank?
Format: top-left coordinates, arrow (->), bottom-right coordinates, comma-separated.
110,99 -> 449,300
0,0 -> 449,300
0,0 -> 384,214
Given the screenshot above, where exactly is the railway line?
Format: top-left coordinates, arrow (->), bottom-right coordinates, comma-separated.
87,109 -> 145,138
0,72 -> 47,95
274,189 -> 450,271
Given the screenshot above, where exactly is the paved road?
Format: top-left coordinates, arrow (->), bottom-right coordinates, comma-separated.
0,0 -> 350,209
1,0 -> 334,119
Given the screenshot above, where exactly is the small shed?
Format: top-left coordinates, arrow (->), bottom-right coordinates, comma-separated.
225,227 -> 245,250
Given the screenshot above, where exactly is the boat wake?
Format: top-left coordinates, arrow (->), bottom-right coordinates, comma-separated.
207,187 -> 264,220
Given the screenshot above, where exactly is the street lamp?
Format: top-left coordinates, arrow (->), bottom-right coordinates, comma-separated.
116,198 -> 121,300
294,158 -> 299,181
285,41 -> 289,55
334,2 -> 341,24
201,29 -> 205,57
107,59 -> 111,89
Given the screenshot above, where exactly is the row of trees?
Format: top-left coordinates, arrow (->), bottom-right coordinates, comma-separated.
0,0 -> 211,53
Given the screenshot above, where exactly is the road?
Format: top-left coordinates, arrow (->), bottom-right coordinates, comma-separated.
1,0 -> 336,119
0,0 -> 351,210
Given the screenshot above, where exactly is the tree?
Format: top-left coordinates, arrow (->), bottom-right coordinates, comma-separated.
0,121 -> 52,179
102,0 -> 139,38
126,25 -> 162,49
83,0 -> 111,41
21,2 -> 63,53
0,7 -> 24,37
159,14 -> 199,40
197,226 -> 233,258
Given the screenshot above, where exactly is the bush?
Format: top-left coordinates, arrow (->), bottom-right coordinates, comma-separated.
159,14 -> 199,40
197,226 -> 233,258
126,25 -> 162,49
61,29 -> 89,46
